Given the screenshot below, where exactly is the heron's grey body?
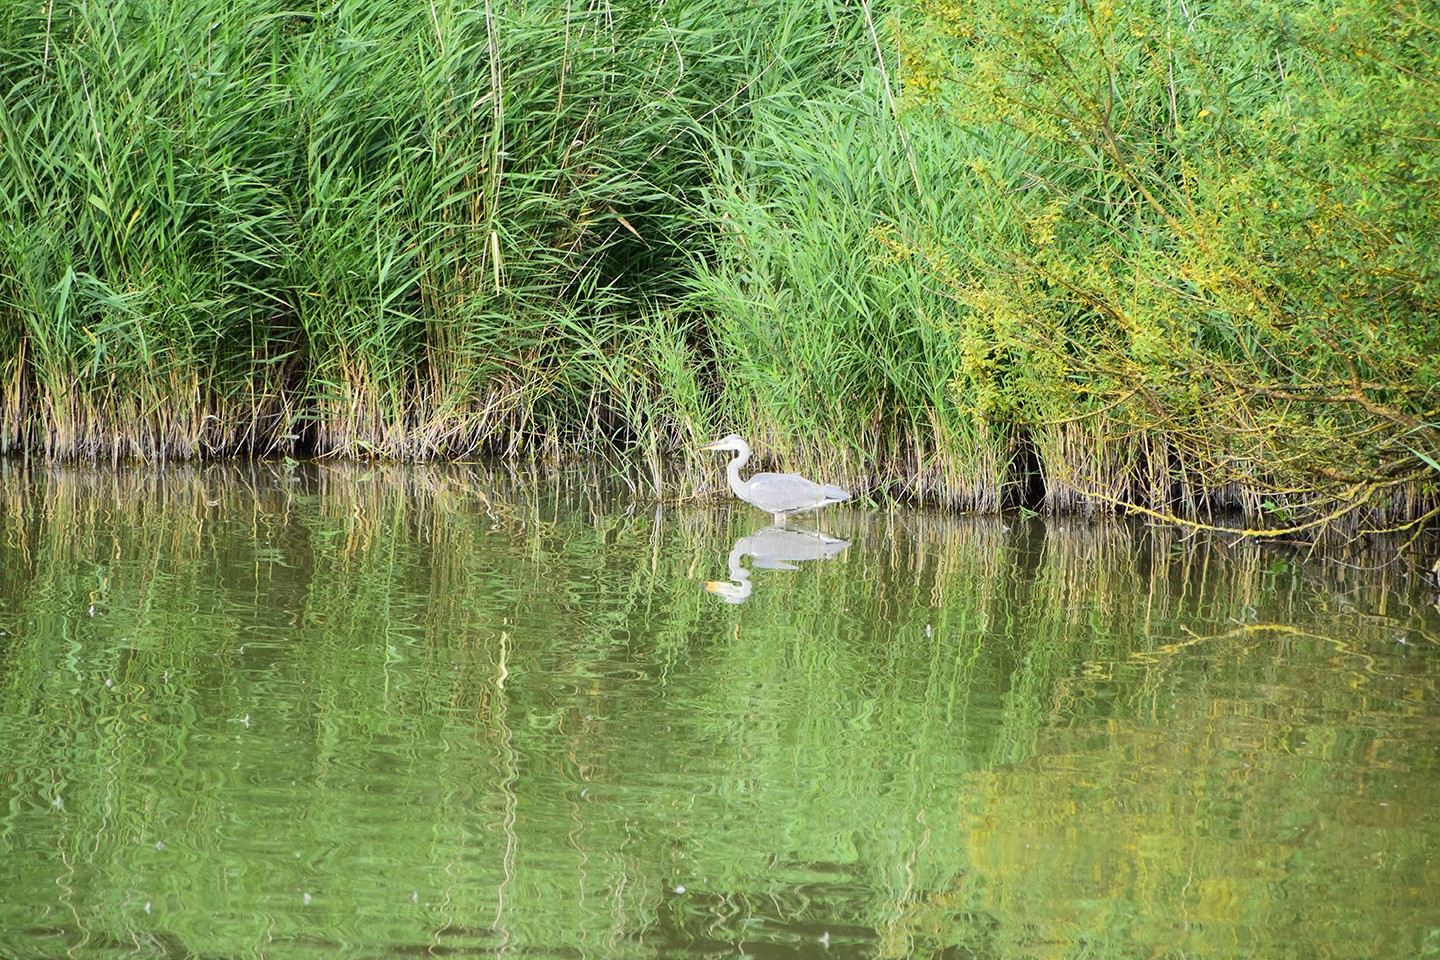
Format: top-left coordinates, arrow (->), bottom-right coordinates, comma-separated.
700,433 -> 850,523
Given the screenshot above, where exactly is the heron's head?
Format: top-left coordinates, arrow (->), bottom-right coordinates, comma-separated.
699,433 -> 748,453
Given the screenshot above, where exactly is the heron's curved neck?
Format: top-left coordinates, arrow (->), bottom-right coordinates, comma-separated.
727,545 -> 750,581
726,447 -> 750,496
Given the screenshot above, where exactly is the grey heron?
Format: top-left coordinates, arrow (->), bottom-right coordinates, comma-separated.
699,434 -> 850,523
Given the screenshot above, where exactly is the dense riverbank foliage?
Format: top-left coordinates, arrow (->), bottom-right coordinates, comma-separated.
1,0 -> 1436,535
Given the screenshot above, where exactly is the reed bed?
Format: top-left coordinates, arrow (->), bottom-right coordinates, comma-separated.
1,0 -> 1436,537
0,0 -> 756,459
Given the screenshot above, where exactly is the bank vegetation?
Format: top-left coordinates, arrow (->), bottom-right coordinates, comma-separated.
1,0 -> 1436,540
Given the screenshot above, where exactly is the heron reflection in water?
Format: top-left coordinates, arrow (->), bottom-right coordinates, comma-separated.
703,525 -> 850,604
699,434 -> 850,524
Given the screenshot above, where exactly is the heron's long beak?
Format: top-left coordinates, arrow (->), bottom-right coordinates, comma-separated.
698,439 -> 724,451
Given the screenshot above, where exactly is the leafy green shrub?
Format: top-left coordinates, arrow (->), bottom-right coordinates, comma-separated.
866,0 -> 1440,531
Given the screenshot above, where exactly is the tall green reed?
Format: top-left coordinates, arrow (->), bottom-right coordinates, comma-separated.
690,84 -> 1016,509
0,0 -> 766,460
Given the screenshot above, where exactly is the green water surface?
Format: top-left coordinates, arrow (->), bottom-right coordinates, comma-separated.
1,462 -> 1437,959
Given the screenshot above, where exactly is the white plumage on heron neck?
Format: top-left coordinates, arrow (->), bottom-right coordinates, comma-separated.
699,433 -> 850,523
